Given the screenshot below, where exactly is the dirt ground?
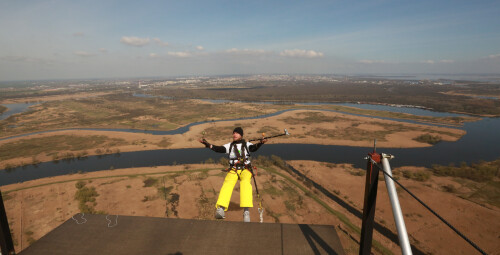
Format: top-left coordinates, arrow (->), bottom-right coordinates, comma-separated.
2,159 -> 497,254
286,160 -> 500,255
0,109 -> 465,169
1,164 -> 349,254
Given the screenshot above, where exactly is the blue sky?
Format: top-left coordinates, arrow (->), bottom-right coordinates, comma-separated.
1,0 -> 499,80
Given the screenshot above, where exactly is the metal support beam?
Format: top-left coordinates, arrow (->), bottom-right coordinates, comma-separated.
0,190 -> 16,255
381,154 -> 412,255
359,151 -> 380,255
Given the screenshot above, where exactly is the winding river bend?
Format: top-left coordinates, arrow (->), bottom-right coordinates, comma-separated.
1,101 -> 499,186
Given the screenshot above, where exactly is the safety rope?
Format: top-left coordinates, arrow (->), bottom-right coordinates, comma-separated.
369,159 -> 488,255
257,194 -> 264,223
249,167 -> 264,223
226,166 -> 264,223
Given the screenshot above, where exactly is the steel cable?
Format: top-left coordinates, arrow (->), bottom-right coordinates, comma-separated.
369,159 -> 488,255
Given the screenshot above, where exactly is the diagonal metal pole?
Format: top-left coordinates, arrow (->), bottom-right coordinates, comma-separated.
381,154 -> 412,255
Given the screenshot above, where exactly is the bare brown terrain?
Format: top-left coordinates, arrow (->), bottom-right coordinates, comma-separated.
286,161 -> 500,255
1,164 -> 355,253
0,109 -> 465,170
2,160 -> 498,254
1,87 -> 495,255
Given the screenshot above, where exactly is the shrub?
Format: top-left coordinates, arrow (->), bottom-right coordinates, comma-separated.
412,171 -> 431,181
75,180 -> 86,189
157,138 -> 171,148
442,184 -> 457,193
413,134 -> 442,145
349,170 -> 366,176
284,200 -> 296,211
157,186 -> 174,200
219,157 -> 229,166
74,185 -> 99,213
432,159 -> 499,182
402,170 -> 430,181
143,177 -> 158,187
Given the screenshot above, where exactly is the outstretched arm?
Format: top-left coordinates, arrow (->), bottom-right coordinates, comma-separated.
199,138 -> 226,153
249,138 -> 267,152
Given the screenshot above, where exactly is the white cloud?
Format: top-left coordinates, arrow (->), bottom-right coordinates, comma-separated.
225,48 -> 267,55
72,32 -> 85,37
99,48 -> 108,53
74,51 -> 94,57
422,60 -> 435,64
196,46 -> 204,51
486,53 -> 500,59
120,36 -> 150,47
149,53 -> 158,58
439,59 -> 454,63
153,38 -> 169,47
167,51 -> 192,58
279,49 -> 324,58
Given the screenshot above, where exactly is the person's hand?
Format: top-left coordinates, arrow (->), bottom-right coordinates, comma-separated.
260,138 -> 268,144
199,138 -> 210,147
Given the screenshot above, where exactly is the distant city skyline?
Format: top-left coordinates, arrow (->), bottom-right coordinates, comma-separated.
1,0 -> 499,81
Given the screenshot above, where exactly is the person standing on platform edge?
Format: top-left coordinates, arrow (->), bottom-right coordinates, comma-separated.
199,127 -> 266,222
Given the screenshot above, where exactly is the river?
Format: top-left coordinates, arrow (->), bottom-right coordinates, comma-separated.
1,100 -> 499,186
0,103 -> 38,121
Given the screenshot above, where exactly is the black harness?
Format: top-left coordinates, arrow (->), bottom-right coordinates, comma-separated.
227,140 -> 257,187
226,139 -> 262,215
229,140 -> 251,170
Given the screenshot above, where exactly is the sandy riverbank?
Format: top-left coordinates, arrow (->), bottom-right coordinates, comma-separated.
0,109 -> 465,169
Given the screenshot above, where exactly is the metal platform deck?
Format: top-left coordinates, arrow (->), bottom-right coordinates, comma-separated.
19,214 -> 344,255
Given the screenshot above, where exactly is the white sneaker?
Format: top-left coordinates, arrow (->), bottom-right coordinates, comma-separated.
215,207 -> 225,219
243,210 -> 250,222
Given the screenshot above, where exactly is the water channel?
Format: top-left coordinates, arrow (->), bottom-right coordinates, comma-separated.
1,99 -> 499,186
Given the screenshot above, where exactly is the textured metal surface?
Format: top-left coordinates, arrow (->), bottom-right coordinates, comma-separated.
19,214 -> 344,255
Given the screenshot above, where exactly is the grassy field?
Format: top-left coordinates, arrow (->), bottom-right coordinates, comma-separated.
307,104 -> 478,126
153,82 -> 500,116
0,92 -> 476,138
393,159 -> 500,208
432,159 -> 500,182
431,160 -> 500,208
280,111 -> 462,143
0,94 -> 290,137
413,133 -> 442,144
0,135 -> 127,167
0,105 -> 7,114
0,107 -> 466,170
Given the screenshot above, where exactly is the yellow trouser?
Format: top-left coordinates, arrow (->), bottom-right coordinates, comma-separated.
216,169 -> 253,211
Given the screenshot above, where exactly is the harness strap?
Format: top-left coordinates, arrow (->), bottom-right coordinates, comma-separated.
229,140 -> 251,166
227,140 -> 264,222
